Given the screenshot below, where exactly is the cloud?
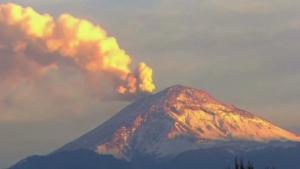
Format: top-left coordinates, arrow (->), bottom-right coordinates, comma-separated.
0,3 -> 156,99
0,2 -> 156,122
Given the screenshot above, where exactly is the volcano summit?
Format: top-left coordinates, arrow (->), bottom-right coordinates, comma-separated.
10,85 -> 300,169
59,85 -> 300,158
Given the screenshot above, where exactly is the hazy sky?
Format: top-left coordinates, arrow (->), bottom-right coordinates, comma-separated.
0,0 -> 300,168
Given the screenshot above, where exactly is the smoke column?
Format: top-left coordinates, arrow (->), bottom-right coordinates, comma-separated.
0,3 -> 156,98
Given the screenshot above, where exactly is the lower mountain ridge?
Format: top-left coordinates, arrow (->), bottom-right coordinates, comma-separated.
10,85 -> 300,169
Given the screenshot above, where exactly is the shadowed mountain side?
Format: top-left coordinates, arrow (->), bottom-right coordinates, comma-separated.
10,142 -> 300,169
10,150 -> 131,169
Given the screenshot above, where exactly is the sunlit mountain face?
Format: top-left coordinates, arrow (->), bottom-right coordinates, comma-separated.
10,85 -> 300,169
58,85 -> 300,159
11,85 -> 300,169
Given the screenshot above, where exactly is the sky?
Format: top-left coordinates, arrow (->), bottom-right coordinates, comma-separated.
0,0 -> 300,168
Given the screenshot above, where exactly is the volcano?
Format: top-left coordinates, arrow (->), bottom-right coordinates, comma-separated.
10,85 -> 300,169
58,85 -> 300,159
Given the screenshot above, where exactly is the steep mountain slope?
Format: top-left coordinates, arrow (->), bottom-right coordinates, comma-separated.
58,85 -> 300,159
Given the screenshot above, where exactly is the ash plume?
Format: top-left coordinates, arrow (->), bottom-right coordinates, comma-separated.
0,3 -> 156,99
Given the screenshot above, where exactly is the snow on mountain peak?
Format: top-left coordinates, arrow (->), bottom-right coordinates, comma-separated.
58,85 -> 300,159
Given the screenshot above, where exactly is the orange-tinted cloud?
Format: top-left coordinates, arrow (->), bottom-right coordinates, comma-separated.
0,3 -> 156,98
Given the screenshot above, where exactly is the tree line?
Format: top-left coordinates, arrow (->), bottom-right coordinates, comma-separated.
225,157 -> 276,169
